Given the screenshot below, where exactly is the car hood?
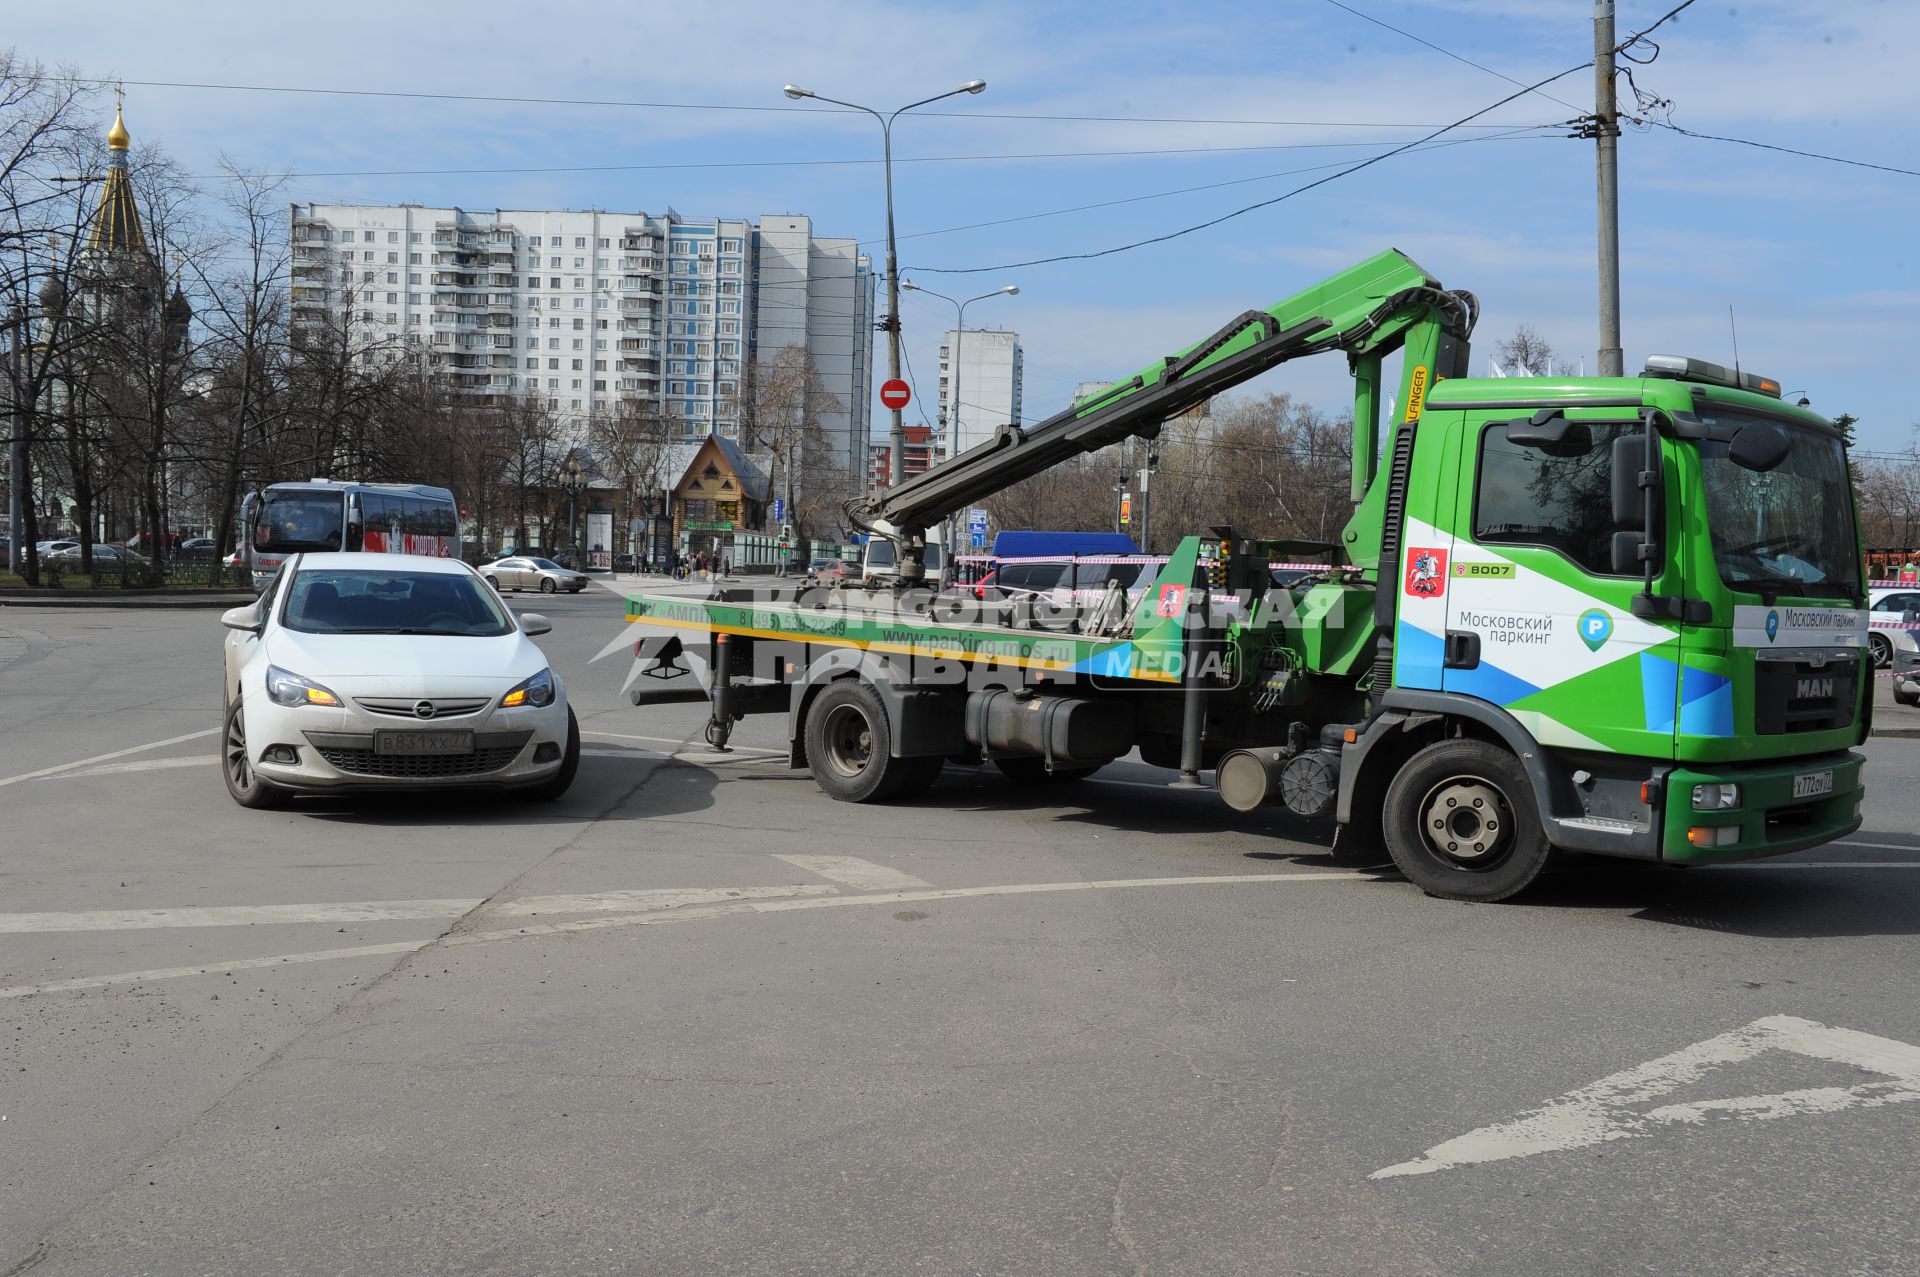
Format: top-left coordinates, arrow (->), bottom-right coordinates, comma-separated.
265,629 -> 548,690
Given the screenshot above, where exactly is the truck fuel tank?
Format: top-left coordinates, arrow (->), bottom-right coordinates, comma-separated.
964,690 -> 1134,764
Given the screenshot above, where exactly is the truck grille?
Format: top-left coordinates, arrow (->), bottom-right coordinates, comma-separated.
1753,652 -> 1858,735
316,745 -> 523,779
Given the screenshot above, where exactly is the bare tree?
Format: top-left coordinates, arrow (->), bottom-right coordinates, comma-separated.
1494,323 -> 1557,377
590,395 -> 674,556
744,343 -> 845,540
0,52 -> 98,582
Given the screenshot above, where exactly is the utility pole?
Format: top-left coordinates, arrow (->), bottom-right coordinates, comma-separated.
1592,1 -> 1624,376
7,306 -> 23,576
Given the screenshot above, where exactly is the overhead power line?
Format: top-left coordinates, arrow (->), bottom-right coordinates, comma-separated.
72,75 -> 1540,131
1317,0 -> 1584,114
911,61 -> 1598,274
245,132 -> 1553,182
1650,122 -> 1920,180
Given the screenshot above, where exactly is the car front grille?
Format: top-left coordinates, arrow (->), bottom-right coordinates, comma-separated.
353,697 -> 492,719
315,745 -> 523,779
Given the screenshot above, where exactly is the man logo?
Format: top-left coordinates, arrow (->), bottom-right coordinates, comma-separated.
1796,677 -> 1834,700
1577,608 -> 1613,653
1765,609 -> 1780,642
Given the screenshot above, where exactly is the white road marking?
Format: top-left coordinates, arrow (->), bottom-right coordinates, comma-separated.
1837,840 -> 1920,853
773,854 -> 932,890
488,885 -> 834,916
0,870 -> 1357,999
0,940 -> 435,998
1726,862 -> 1920,869
0,728 -> 219,789
1371,1015 -> 1920,1180
0,884 -> 834,934
44,756 -> 217,780
0,899 -> 481,933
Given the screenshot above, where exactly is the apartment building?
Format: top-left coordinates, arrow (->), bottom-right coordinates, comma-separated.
936,328 -> 1023,460
287,204 -> 872,470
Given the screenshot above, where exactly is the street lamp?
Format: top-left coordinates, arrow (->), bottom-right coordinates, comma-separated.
901,281 -> 1018,562
782,79 -> 987,491
560,457 -> 585,563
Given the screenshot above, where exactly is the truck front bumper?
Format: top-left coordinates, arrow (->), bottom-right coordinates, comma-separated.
1660,750 -> 1864,865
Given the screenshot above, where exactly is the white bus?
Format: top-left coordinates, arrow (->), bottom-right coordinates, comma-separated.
241,480 -> 459,591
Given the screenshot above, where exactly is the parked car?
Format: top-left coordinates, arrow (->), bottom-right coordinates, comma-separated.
1869,586 -> 1920,668
36,539 -> 79,556
218,552 -> 578,807
479,555 -> 589,594
548,548 -> 584,571
806,557 -> 848,584
179,537 -> 218,556
44,543 -> 151,570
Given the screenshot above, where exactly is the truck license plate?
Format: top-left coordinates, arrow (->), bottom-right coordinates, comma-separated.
374,730 -> 474,756
1791,770 -> 1834,799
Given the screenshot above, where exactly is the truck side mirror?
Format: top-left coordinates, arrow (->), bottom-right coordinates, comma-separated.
1506,411 -> 1592,457
1611,433 -> 1648,529
1728,420 -> 1790,472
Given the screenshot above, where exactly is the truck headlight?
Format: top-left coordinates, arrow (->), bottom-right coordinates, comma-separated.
265,665 -> 341,708
1691,783 -> 1740,810
502,668 -> 555,708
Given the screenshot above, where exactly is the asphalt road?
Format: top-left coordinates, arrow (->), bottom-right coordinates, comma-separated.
3,582 -> 1918,1276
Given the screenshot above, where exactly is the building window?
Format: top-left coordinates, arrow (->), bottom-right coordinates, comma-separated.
363,231 -> 375,242
548,358 -> 559,369
571,359 -> 583,371
572,276 -> 584,288
526,358 -> 537,369
530,236 -> 541,247
409,232 -> 421,244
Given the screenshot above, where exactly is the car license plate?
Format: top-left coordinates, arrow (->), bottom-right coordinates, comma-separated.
374,730 -> 474,756
1791,770 -> 1834,799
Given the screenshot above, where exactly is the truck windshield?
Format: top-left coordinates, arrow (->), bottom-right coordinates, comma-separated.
1699,414 -> 1859,599
255,491 -> 346,553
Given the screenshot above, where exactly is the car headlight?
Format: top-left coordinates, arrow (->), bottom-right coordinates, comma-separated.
502,667 -> 555,708
266,665 -> 341,708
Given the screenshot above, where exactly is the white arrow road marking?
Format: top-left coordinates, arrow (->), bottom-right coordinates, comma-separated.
0,728 -> 219,788
773,854 -> 932,891
1371,1015 -> 1920,1180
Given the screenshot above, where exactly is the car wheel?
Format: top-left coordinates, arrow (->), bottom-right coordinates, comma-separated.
222,699 -> 288,810
1382,738 -> 1548,902
484,575 -> 499,589
1870,632 -> 1892,668
804,680 -> 919,803
526,707 -> 580,801
993,757 -> 1102,784
540,578 -> 557,594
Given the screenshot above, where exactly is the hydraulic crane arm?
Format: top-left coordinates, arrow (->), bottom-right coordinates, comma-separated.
848,248 -> 1477,573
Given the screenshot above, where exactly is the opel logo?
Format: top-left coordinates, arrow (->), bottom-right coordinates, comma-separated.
414,700 -> 437,720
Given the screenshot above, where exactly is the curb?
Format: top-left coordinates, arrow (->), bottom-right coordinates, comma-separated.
0,592 -> 252,610
1871,726 -> 1920,740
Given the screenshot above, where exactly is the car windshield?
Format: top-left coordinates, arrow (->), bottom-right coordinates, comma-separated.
255,491 -> 345,553
529,558 -> 562,571
1699,413 -> 1861,599
282,567 -> 514,636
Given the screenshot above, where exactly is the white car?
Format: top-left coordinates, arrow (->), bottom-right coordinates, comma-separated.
1868,585 -> 1920,669
219,553 -> 578,808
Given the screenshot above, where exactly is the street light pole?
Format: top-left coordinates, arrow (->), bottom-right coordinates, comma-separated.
783,80 -> 986,490
901,281 -> 1017,565
6,306 -> 24,576
1591,0 -> 1624,377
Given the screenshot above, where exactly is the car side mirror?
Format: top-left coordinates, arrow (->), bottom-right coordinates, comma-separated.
519,612 -> 552,636
220,605 -> 262,633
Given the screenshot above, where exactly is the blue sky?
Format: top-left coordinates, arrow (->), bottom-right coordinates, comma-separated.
15,0 -> 1916,452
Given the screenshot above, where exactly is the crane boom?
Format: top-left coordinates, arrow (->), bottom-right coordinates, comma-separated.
849,249 -> 1477,577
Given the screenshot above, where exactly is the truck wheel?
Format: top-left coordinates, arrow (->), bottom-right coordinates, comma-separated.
994,757 -> 1101,784
804,680 -> 916,803
1382,739 -> 1548,902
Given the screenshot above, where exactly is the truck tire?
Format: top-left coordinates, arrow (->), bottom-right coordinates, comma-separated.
994,757 -> 1101,784
1382,738 -> 1549,902
804,680 -> 918,803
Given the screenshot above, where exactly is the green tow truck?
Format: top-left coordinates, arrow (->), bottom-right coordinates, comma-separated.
625,249 -> 1868,900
